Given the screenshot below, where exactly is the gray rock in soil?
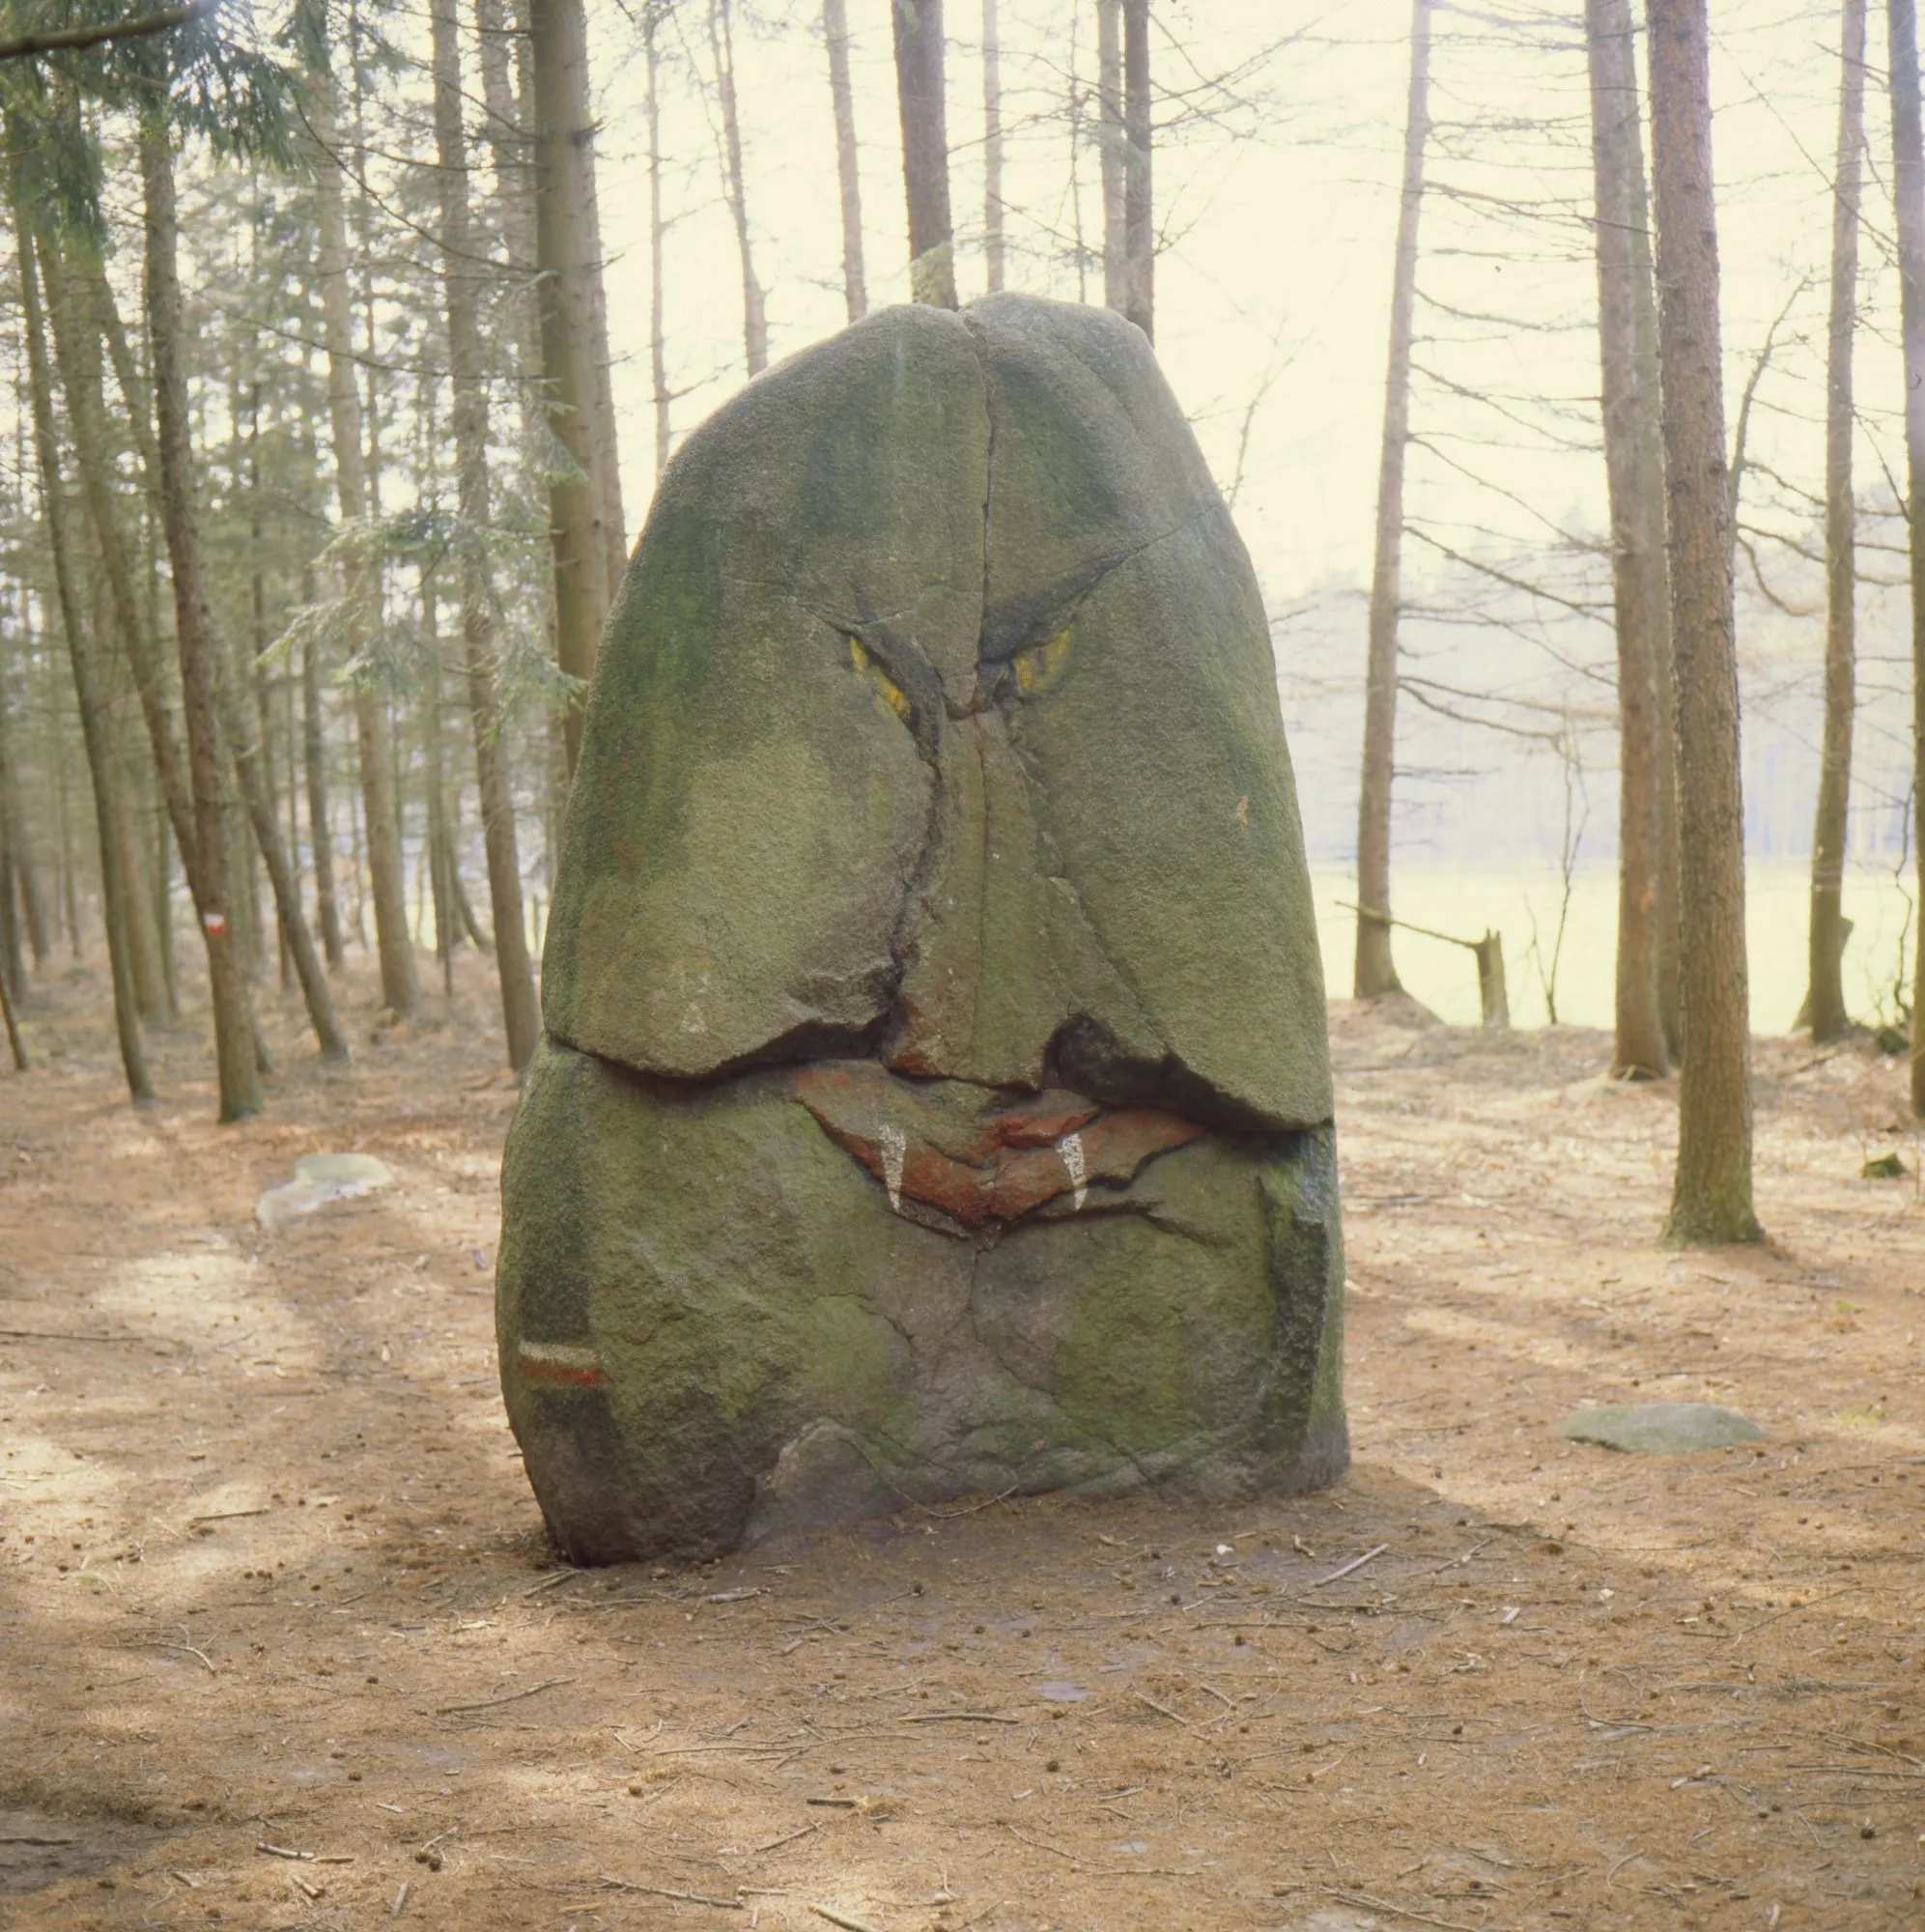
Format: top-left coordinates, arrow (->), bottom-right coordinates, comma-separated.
1559,1402 -> 1764,1455
257,1153 -> 394,1229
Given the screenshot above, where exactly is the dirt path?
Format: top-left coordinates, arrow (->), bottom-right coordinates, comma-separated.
1,963 -> 1921,1930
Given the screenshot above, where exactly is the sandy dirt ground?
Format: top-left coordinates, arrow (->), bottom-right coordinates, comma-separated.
1,954 -> 1922,1932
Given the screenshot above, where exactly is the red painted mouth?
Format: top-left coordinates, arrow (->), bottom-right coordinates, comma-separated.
789,1063 -> 1204,1230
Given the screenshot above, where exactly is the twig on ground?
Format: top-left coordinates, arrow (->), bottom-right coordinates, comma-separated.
1320,1887 -> 1479,1932
1311,1544 -> 1389,1588
749,1821 -> 820,1854
602,1874 -> 742,1909
1131,1690 -> 1189,1726
434,1676 -> 573,1716
899,1710 -> 1020,1724
810,1908 -> 887,1932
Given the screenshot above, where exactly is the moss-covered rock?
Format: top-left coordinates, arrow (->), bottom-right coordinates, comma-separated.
502,294 -> 1345,1560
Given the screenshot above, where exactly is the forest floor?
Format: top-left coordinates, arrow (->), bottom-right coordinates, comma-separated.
1,955 -> 1922,1932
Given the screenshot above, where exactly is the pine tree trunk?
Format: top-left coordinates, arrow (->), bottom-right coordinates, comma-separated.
1120,0 -> 1151,340
825,0 -> 868,323
1806,0 -> 1868,1042
711,0 -> 773,364
16,215 -> 153,1106
647,5 -> 673,475
1585,0 -> 1668,1079
434,0 -> 541,1075
1097,0 -> 1124,312
1649,0 -> 1760,1241
1892,0 -> 1925,1113
0,656 -> 48,974
312,71 -> 419,1018
301,627 -> 344,969
1354,0 -> 1431,1002
139,125 -> 260,1121
893,0 -> 958,307
983,0 -> 1005,293
530,0 -> 619,773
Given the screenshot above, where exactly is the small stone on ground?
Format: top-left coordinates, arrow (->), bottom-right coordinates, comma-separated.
1559,1402 -> 1764,1455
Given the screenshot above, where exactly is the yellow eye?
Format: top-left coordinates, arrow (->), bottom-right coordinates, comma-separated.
1012,628 -> 1071,696
849,637 -> 912,724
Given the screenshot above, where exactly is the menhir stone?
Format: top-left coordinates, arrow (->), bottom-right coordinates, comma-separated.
497,293 -> 1346,1562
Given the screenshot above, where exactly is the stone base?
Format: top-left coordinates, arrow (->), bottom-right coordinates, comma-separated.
497,1038 -> 1347,1563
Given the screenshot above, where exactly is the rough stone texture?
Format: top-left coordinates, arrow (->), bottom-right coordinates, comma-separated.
1559,1403 -> 1765,1455
502,295 -> 1345,1562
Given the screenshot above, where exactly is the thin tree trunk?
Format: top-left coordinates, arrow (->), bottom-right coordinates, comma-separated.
1097,0 -> 1124,311
825,0 -> 867,322
139,125 -> 259,1121
531,0 -> 619,773
1586,0 -> 1668,1079
647,4 -> 672,475
711,0 -> 772,366
313,71 -> 419,1017
1649,0 -> 1760,1241
301,625 -> 344,968
114,789 -> 163,1021
892,0 -> 958,307
433,0 -> 542,1075
16,216 -> 153,1106
1120,0 -> 1151,340
983,0 -> 1004,293
1624,92 -> 1683,1062
1353,0 -> 1431,1002
1807,0 -> 1868,1043
0,659 -> 48,973
1893,0 -> 1925,1113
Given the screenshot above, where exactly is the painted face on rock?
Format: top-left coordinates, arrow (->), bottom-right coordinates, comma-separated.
541,294 -> 1330,1222
504,295 -> 1345,1564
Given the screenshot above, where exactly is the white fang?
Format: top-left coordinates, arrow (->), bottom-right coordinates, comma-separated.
1057,1131 -> 1088,1210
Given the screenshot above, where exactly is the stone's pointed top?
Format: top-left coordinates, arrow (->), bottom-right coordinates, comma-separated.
1559,1403 -> 1764,1455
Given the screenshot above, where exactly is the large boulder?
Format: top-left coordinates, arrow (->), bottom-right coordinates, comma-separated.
499,295 -> 1345,1562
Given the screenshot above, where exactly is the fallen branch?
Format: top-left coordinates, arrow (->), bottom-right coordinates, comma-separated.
435,1676 -> 574,1717
1310,1544 -> 1389,1589
602,1874 -> 742,1909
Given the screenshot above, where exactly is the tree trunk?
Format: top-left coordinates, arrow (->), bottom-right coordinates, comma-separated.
301,626 -> 344,969
825,0 -> 867,323
313,71 -> 419,1018
1807,0 -> 1868,1043
1648,0 -> 1760,1241
892,0 -> 958,307
16,215 -> 153,1106
139,125 -> 260,1121
1097,0 -> 1124,312
1120,0 -> 1151,340
1893,0 -> 1925,1114
0,656 -> 48,974
647,4 -> 673,476
530,0 -> 620,773
1353,0 -> 1431,1002
1585,0 -> 1668,1079
433,0 -> 542,1076
711,0 -> 772,367
983,0 -> 1005,293
1623,91 -> 1684,1062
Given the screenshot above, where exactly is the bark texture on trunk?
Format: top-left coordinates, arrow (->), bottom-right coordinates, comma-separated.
1353,0 -> 1431,1002
710,0 -> 771,370
1586,0 -> 1668,1079
432,0 -> 540,1075
1648,0 -> 1760,1241
1120,0 -> 1151,340
301,629 -> 344,968
1809,0 -> 1867,1043
16,216 -> 152,1105
1097,0 -> 1124,312
983,0 -> 1004,293
892,0 -> 958,307
140,127 -> 261,1121
1893,0 -> 1925,1115
314,74 -> 419,1018
825,0 -> 867,323
531,0 -> 620,772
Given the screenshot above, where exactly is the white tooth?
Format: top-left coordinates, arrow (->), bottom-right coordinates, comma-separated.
880,1125 -> 907,1214
1057,1131 -> 1088,1211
